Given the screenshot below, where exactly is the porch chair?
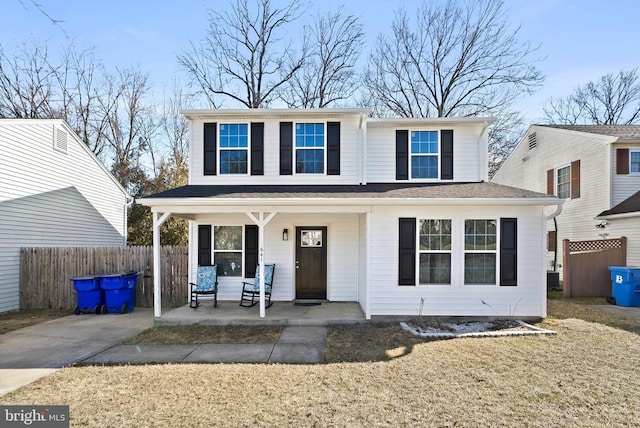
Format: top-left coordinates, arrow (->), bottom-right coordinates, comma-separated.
240,264 -> 275,308
190,265 -> 218,309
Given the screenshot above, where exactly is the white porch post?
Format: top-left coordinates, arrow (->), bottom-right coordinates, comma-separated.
153,211 -> 171,318
246,211 -> 278,318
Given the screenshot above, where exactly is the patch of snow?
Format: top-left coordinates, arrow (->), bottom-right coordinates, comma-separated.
400,320 -> 557,339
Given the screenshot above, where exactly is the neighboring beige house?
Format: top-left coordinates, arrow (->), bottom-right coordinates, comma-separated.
492,125 -> 640,279
139,109 -> 560,320
0,119 -> 130,312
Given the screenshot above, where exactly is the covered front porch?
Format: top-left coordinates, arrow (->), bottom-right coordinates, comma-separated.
155,301 -> 366,326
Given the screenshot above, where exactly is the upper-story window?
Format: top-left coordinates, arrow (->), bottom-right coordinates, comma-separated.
631,150 -> 640,174
219,123 -> 249,174
295,123 -> 325,174
556,165 -> 571,199
411,130 -> 438,179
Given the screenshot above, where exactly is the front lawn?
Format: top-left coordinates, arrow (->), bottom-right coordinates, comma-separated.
2,299 -> 639,426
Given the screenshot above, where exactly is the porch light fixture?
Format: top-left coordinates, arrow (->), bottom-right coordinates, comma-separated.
283,228 -> 289,241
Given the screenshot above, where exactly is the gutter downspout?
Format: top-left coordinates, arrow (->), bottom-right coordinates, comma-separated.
546,201 -> 564,271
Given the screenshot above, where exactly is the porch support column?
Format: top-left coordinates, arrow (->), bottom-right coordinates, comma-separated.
246,211 -> 277,318
153,211 -> 171,318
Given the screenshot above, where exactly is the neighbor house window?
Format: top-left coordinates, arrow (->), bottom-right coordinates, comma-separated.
219,123 -> 248,174
464,219 -> 497,285
631,150 -> 640,173
214,226 -> 243,276
556,165 -> 571,199
411,130 -> 439,179
295,123 -> 325,174
419,219 -> 451,284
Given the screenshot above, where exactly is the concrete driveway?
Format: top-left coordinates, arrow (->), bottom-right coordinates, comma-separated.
0,308 -> 153,395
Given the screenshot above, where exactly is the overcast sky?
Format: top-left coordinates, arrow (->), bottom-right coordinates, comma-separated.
2,0 -> 639,123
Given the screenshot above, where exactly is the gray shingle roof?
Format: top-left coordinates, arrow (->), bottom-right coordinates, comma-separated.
539,125 -> 640,140
141,182 -> 553,200
598,191 -> 640,217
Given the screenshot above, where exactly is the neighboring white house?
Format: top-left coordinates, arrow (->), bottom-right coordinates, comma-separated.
0,119 -> 130,312
492,125 -> 640,278
138,109 -> 560,320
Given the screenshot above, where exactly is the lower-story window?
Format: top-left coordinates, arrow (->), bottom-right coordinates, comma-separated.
464,219 -> 497,284
419,219 -> 451,284
214,226 -> 243,276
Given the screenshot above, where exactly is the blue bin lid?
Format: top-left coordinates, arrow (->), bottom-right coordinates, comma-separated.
69,276 -> 96,281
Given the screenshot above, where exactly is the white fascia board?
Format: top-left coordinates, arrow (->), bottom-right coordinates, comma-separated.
139,196 -> 560,210
181,108 -> 372,120
596,211 -> 640,220
367,117 -> 496,128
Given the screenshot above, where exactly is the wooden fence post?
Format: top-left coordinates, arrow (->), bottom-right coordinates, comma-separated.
562,239 -> 570,298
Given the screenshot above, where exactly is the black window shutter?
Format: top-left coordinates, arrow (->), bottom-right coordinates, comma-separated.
198,225 -> 212,266
327,122 -> 341,175
251,122 -> 264,175
500,218 -> 517,286
398,218 -> 416,285
441,130 -> 454,180
396,130 -> 409,180
244,225 -> 259,278
280,122 -> 293,175
204,123 -> 217,176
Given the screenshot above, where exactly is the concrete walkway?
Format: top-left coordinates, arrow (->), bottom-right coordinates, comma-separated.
83,325 -> 327,365
0,308 -> 330,397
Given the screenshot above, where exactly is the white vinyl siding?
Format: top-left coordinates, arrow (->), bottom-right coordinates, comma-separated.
612,145 -> 640,206
190,115 -> 363,185
366,123 -> 488,182
0,120 -> 127,312
368,205 -> 546,318
493,127 -> 613,277
189,212 -> 360,303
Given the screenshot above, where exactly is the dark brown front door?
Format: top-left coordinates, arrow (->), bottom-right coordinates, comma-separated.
295,226 -> 327,299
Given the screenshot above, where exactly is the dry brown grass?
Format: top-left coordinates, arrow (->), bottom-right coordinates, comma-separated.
121,324 -> 284,345
2,299 -> 640,426
0,309 -> 71,334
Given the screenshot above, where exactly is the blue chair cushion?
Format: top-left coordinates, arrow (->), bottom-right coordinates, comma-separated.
248,264 -> 274,293
194,265 -> 217,292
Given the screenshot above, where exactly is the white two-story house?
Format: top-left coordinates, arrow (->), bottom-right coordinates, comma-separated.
492,125 -> 640,280
139,109 -> 559,320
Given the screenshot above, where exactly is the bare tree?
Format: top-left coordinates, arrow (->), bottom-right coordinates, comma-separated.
544,68 -> 640,125
280,8 -> 365,108
0,42 -> 57,118
101,67 -> 157,196
487,109 -> 525,177
363,0 -> 543,118
178,0 -> 305,108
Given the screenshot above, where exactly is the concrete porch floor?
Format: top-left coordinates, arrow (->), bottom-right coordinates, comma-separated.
155,301 -> 367,326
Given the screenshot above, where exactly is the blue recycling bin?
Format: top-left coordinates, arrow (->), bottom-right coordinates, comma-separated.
98,272 -> 138,314
70,276 -> 105,315
608,266 -> 640,307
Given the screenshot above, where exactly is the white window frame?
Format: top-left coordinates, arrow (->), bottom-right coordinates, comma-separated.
409,129 -> 440,180
218,122 -> 250,175
556,164 -> 571,199
213,225 -> 245,277
417,219 -> 452,285
630,149 -> 640,175
294,122 -> 326,175
463,218 -> 498,286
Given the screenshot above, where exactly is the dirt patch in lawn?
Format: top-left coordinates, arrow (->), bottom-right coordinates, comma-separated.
121,324 -> 284,345
0,309 -> 71,335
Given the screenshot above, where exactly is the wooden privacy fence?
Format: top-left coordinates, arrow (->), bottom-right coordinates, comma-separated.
19,246 -> 188,310
563,237 -> 627,297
